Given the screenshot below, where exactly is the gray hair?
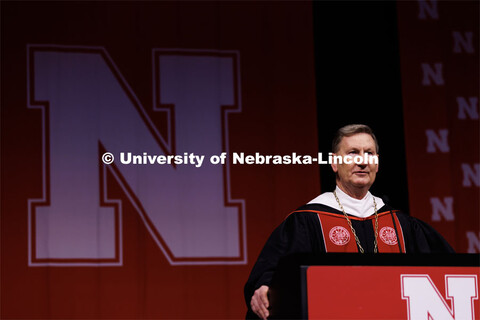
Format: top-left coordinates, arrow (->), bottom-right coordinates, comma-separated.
332,124 -> 379,154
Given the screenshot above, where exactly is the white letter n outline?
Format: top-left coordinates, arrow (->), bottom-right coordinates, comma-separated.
27,45 -> 246,266
401,274 -> 478,320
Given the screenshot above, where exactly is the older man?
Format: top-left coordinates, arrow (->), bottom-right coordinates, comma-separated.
244,124 -> 453,320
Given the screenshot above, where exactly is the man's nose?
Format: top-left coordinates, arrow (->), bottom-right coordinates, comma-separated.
357,151 -> 369,165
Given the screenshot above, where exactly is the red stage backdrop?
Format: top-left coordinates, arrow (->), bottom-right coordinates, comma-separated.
397,0 -> 479,253
1,2 -> 319,318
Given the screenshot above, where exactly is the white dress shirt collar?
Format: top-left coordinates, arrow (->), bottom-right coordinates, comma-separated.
307,186 -> 385,218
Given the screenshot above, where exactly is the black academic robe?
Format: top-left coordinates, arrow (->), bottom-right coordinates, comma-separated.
244,203 -> 454,318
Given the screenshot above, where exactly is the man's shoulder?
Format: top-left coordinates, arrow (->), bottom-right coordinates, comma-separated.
293,203 -> 343,215
278,203 -> 340,225
296,201 -> 399,216
377,203 -> 400,214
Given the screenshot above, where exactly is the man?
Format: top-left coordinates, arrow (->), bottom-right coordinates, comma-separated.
244,124 -> 454,320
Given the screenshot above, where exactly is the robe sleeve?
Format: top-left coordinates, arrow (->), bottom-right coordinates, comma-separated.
398,213 -> 455,253
243,213 -> 317,317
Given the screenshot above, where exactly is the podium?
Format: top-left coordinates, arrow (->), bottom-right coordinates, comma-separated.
268,253 -> 480,319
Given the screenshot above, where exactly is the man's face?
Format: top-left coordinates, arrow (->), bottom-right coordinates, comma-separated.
331,133 -> 379,193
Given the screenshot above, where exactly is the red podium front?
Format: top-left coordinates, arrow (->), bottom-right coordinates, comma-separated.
307,265 -> 479,319
268,254 -> 480,319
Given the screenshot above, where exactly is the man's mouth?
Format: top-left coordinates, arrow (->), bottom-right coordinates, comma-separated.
354,171 -> 368,175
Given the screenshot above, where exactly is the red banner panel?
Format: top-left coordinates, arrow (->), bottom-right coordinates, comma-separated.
307,265 -> 480,319
397,1 -> 479,252
1,2 -> 319,319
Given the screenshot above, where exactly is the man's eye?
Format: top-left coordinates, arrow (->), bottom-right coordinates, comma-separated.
349,151 -> 358,154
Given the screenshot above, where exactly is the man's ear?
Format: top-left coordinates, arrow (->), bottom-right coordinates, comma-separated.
375,154 -> 379,173
331,153 -> 338,173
